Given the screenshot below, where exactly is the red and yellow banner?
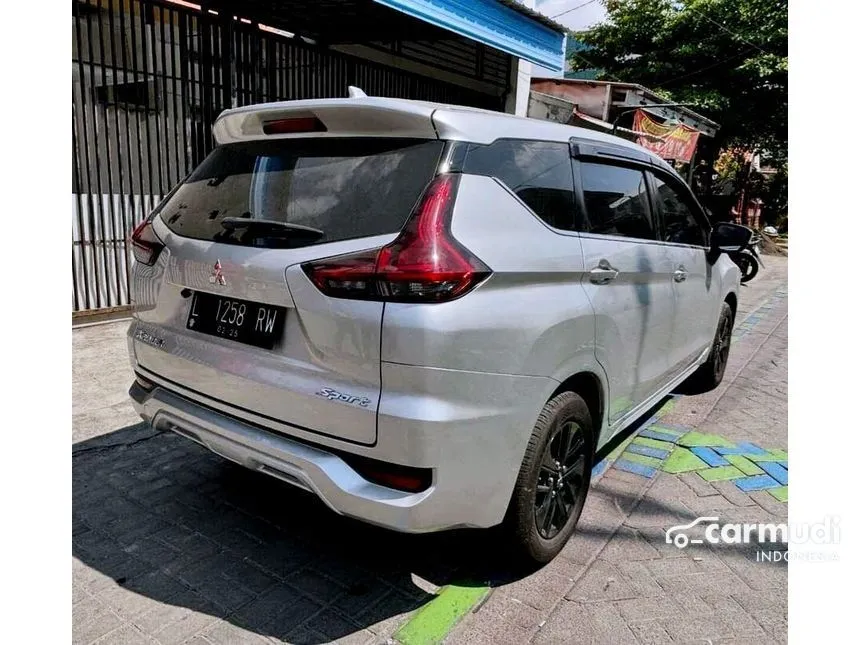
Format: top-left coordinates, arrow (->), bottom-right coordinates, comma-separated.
633,110 -> 700,163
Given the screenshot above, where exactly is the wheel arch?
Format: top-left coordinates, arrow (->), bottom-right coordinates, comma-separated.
724,291 -> 738,321
550,371 -> 604,453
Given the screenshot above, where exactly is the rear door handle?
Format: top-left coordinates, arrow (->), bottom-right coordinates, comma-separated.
673,266 -> 688,283
589,260 -> 619,285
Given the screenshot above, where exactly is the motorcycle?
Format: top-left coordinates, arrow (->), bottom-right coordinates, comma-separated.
703,210 -> 761,283
731,232 -> 763,283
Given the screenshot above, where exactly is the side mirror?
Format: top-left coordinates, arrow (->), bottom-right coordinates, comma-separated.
709,222 -> 753,255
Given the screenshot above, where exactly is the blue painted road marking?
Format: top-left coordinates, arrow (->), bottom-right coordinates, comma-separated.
758,462 -> 788,485
690,446 -> 730,467
627,444 -> 671,460
615,459 -> 657,479
639,429 -> 681,443
735,474 -> 781,492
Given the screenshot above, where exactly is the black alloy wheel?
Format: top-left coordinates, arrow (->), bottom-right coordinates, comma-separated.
533,420 -> 588,540
712,311 -> 732,382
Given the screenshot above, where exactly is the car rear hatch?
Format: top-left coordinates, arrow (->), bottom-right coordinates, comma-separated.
131,105 -> 445,445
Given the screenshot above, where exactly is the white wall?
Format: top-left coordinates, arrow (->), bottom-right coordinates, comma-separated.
506,0 -> 536,115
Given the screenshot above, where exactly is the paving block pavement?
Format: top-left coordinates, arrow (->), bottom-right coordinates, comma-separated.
72,258 -> 787,644
444,258 -> 788,645
74,430 -> 450,644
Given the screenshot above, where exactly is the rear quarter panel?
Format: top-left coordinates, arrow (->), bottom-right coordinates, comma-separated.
381,174 -> 606,423
716,252 -> 742,315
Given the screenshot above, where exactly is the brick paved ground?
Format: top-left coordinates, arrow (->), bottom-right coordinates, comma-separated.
73,320 -> 140,444
73,257 -> 787,644
451,259 -> 788,645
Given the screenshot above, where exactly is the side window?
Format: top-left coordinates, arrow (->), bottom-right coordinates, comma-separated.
652,174 -> 708,246
580,162 -> 656,240
462,139 -> 576,230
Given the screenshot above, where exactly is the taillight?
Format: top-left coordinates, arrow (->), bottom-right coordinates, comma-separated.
302,174 -> 490,303
131,219 -> 164,266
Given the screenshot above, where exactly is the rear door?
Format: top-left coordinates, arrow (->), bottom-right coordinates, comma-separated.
131,136 -> 444,445
649,170 -> 719,375
575,159 -> 676,425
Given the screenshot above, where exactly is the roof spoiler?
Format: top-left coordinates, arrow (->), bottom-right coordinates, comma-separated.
212,92 -> 438,144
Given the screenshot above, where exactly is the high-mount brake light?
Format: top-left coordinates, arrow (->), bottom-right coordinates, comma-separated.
302,174 -> 490,303
262,116 -> 327,135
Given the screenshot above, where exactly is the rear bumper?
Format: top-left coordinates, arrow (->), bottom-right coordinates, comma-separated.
131,381 -> 441,531
129,363 -> 556,533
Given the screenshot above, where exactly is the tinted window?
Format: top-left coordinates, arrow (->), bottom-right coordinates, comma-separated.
580,163 -> 655,240
462,140 -> 576,230
158,138 -> 444,247
652,174 -> 708,245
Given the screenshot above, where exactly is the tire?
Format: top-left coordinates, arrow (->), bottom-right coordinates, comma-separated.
504,391 -> 594,564
682,302 -> 734,394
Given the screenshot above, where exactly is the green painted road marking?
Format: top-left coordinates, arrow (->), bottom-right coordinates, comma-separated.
633,436 -> 675,451
662,447 -> 709,473
598,396 -> 678,477
768,485 -> 788,502
750,449 -> 788,462
652,399 -> 677,419
725,454 -> 765,475
648,424 -> 684,437
605,432 -> 638,463
395,583 -> 489,645
621,451 -> 663,468
677,432 -> 737,448
699,465 -> 745,481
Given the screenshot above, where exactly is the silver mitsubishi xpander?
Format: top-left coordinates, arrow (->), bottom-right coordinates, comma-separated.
127,93 -> 743,562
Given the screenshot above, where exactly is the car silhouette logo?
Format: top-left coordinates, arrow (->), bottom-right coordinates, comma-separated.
665,516 -> 719,548
209,260 -> 226,286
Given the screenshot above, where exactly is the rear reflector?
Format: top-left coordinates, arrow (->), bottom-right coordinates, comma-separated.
342,455 -> 432,493
131,219 -> 164,266
134,372 -> 155,392
262,116 -> 327,135
302,174 -> 490,303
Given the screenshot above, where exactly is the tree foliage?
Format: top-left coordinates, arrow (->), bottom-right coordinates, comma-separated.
570,0 -> 787,160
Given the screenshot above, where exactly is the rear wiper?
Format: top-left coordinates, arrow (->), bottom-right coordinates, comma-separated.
219,217 -> 324,239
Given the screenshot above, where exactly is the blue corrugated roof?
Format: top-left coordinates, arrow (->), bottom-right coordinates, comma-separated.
372,0 -> 567,71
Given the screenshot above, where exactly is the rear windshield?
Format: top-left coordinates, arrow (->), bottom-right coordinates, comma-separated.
157,138 -> 444,247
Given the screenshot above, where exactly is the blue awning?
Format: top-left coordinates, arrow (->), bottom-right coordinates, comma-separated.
372,0 -> 567,72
